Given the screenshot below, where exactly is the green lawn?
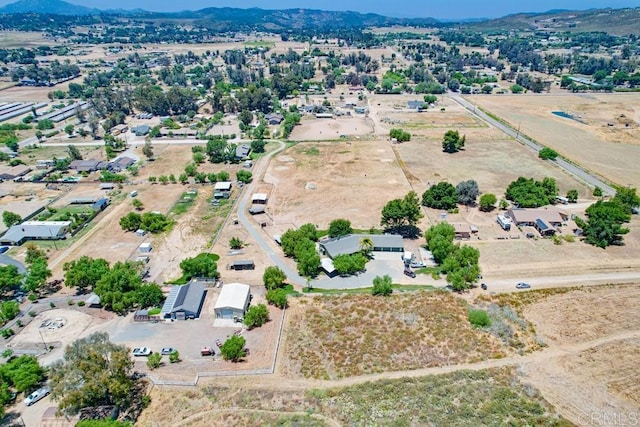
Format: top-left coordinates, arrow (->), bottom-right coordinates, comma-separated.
169,191 -> 198,215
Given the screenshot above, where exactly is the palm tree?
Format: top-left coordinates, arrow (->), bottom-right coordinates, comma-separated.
359,237 -> 374,258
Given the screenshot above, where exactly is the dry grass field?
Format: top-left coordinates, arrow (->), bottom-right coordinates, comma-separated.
265,139 -> 412,231
281,292 -> 507,380
467,93 -> 640,188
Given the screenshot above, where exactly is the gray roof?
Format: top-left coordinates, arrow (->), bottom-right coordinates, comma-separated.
69,159 -> 99,171
232,259 -> 254,266
236,144 -> 251,158
161,282 -> 206,317
1,221 -> 71,244
320,234 -> 404,258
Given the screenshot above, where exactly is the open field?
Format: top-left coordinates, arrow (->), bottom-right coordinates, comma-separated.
265,139 -> 412,231
135,366 -> 569,427
467,93 -> 640,188
281,292 -> 507,380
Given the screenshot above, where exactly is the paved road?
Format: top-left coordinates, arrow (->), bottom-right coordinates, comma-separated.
449,93 -> 616,195
0,253 -> 26,274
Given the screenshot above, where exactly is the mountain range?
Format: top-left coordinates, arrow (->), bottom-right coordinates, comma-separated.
0,0 -> 638,34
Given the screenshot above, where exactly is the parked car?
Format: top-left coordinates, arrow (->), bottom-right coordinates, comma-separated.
410,261 -> 425,268
404,269 -> 416,278
516,282 -> 531,289
24,386 -> 50,406
201,346 -> 214,356
481,283 -> 487,290
0,246 -> 9,254
132,347 -> 151,357
160,347 -> 175,356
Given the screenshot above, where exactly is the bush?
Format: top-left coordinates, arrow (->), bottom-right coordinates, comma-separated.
1,328 -> 15,338
538,147 -> 558,160
169,350 -> 180,364
28,311 -> 36,317
266,288 -> 288,309
146,352 -> 162,370
468,309 -> 491,328
372,275 -> 393,296
77,301 -> 85,307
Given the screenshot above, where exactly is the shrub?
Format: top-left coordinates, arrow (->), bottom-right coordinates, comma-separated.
28,311 -> 36,317
468,309 -> 491,328
146,352 -> 162,370
169,350 -> 181,363
77,301 -> 85,307
538,147 -> 558,160
244,304 -> 269,329
372,275 -> 393,296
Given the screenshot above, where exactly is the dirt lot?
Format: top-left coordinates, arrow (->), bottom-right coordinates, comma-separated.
289,115 -> 374,141
520,284 -> 640,424
467,93 -> 640,188
265,139 -> 412,231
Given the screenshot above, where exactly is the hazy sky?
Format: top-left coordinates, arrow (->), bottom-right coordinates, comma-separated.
4,0 -> 640,19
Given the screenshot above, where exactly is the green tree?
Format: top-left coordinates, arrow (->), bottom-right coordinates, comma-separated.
332,253 -> 367,276
67,144 -> 83,161
132,198 -> 144,211
479,193 -> 497,212
93,262 -> 143,313
169,350 -> 181,364
244,304 -> 269,329
0,355 -> 45,393
613,187 -> 640,213
389,128 -> 411,142
135,284 -> 164,308
193,152 -> 205,164
63,256 -> 110,294
0,265 -> 22,297
236,169 -> 253,183
140,212 -> 172,233
372,274 -> 393,296
119,212 -> 142,232
179,173 -> 188,184
217,171 -> 230,181
36,119 -> 54,130
142,141 -> 154,160
359,236 -> 374,257
328,218 -> 353,238
505,176 -> 558,208
456,180 -> 479,206
381,191 -> 423,230
220,335 -> 246,362
566,189 -> 579,203
577,200 -> 631,248
538,147 -> 559,160
184,163 -> 197,177
229,237 -> 244,249
0,300 -> 19,322
146,352 -> 162,370
266,288 -> 288,309
250,140 -> 265,153
263,266 -> 286,290
441,245 -> 481,291
2,211 -> 21,228
179,253 -> 218,280
49,333 -> 135,415
442,130 -> 465,153
422,182 -> 458,210
24,257 -> 51,293
593,186 -> 603,197
64,124 -> 75,136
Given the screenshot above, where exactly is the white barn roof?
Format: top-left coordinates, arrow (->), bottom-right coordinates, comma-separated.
214,283 -> 250,311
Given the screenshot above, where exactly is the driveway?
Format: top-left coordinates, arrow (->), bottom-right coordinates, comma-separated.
0,253 -> 26,274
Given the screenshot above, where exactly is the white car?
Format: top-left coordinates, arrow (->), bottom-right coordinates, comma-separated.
132,347 -> 152,357
24,386 -> 50,406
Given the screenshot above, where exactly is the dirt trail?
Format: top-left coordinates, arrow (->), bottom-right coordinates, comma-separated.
173,408 -> 342,427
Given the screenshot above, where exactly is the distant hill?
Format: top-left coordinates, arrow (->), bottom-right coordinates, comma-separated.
466,7 -> 640,36
0,0 -> 98,15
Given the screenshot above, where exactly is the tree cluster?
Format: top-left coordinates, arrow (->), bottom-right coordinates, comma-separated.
179,253 -> 219,281
389,128 -> 411,142
119,212 -> 173,234
504,176 -> 558,208
328,218 -> 353,238
422,182 -> 458,210
425,223 -> 480,291
380,191 -> 423,234
280,224 -> 321,277
332,253 -> 368,276
263,266 -> 288,309
442,130 -> 465,153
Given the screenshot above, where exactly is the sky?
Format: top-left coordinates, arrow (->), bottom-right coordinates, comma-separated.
3,0 -> 640,19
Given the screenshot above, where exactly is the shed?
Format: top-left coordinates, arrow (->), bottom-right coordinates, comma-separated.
248,205 -> 265,215
214,181 -> 232,191
235,144 -> 251,159
214,283 -> 251,319
453,223 -> 471,239
161,281 -> 206,320
131,124 -> 150,136
92,198 -> 109,211
139,242 -> 152,253
99,183 -> 115,190
251,193 -> 268,204
230,259 -> 255,270
85,293 -> 101,307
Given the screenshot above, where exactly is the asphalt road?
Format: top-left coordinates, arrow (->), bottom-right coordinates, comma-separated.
0,253 -> 26,274
449,93 -> 617,196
